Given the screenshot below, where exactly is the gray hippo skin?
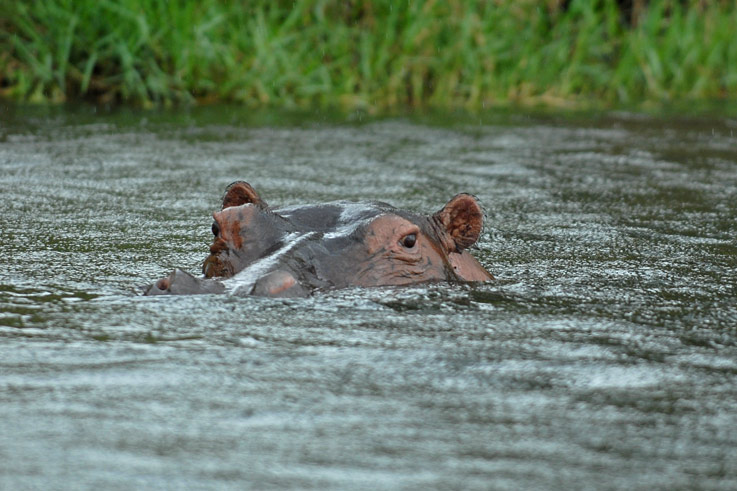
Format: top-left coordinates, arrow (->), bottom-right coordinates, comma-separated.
145,181 -> 493,297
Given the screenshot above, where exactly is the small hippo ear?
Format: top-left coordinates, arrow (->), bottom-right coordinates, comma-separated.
433,194 -> 483,252
222,181 -> 268,209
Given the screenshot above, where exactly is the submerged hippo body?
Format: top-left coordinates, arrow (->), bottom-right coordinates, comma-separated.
145,181 -> 492,297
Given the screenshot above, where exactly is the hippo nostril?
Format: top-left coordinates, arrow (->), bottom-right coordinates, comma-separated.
156,278 -> 170,290
212,222 -> 220,236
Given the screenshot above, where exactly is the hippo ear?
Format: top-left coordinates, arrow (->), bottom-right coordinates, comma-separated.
433,194 -> 483,252
222,181 -> 268,209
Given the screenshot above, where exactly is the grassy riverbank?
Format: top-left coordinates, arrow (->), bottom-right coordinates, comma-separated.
1,0 -> 736,110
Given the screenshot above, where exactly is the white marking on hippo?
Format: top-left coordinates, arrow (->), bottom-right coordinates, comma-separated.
337,202 -> 381,223
273,204 -> 305,216
324,204 -> 386,240
323,215 -> 383,240
224,232 -> 316,295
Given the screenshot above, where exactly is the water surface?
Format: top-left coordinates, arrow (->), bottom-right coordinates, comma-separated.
1,105 -> 736,489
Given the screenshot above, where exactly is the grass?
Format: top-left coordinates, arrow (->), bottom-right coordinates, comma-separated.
1,0 -> 736,110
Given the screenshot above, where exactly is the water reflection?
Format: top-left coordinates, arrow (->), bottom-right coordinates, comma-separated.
1,106 -> 736,489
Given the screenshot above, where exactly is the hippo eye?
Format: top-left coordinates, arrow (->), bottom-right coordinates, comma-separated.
401,234 -> 417,249
212,222 -> 220,237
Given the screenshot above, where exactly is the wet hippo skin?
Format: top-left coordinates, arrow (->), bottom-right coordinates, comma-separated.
145,181 -> 493,297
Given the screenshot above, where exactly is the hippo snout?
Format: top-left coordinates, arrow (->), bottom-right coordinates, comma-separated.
144,269 -> 225,296
144,274 -> 173,295
203,255 -> 230,278
251,270 -> 306,297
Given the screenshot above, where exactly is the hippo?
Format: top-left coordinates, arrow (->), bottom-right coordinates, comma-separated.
145,181 -> 493,297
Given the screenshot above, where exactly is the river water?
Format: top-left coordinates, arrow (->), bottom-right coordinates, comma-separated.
1,105 -> 736,490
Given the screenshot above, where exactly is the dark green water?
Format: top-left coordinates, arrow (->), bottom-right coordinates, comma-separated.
1,105 -> 736,490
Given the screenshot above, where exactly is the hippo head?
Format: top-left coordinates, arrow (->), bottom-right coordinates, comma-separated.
146,181 -> 492,297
